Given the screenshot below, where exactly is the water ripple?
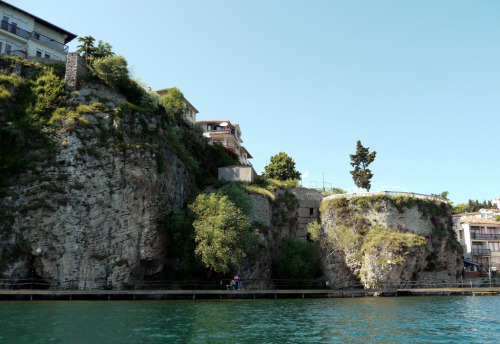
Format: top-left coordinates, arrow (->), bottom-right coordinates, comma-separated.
1,296 -> 500,343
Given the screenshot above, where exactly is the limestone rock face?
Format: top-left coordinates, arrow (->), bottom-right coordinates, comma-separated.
0,108 -> 193,289
319,196 -> 462,289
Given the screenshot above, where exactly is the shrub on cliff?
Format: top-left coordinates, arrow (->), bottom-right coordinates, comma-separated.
189,193 -> 257,274
93,55 -> 130,89
273,237 -> 320,279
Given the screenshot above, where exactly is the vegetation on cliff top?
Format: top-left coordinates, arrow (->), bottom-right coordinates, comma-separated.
0,56 -> 68,185
264,152 -> 301,181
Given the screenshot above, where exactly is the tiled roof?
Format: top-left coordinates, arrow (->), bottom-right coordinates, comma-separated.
460,217 -> 500,225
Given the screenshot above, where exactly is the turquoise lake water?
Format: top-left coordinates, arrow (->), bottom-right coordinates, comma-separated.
0,296 -> 499,343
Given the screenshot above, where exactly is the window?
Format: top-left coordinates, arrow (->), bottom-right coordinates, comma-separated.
34,32 -> 40,40
9,22 -> 17,34
1,16 -> 8,30
207,124 -> 212,130
44,53 -> 50,59
5,44 -> 11,54
36,50 -> 42,57
0,42 -> 2,54
309,208 -> 314,215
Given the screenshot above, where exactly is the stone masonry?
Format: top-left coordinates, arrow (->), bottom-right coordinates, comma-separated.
65,52 -> 88,90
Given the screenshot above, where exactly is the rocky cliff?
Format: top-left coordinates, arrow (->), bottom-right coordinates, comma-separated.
0,81 -> 194,289
240,187 -> 323,288
319,195 -> 463,288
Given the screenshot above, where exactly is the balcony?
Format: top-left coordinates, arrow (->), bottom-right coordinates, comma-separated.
3,50 -> 27,58
471,233 -> 500,240
0,21 -> 31,40
1,21 -> 68,53
30,31 -> 69,53
472,248 -> 491,256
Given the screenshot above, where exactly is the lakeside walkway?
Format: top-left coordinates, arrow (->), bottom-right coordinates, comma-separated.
1,287 -> 499,300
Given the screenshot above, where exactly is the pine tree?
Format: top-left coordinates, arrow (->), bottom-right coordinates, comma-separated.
349,140 -> 377,192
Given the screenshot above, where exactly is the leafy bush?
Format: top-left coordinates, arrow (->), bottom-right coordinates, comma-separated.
93,55 -> 129,89
217,183 -> 253,216
49,108 -> 90,129
159,87 -> 186,121
166,209 -> 205,279
273,237 -> 320,279
306,221 -> 322,241
31,68 -> 68,121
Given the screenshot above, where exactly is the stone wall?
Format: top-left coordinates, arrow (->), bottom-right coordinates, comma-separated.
65,52 -> 88,90
249,194 -> 272,227
294,188 -> 323,240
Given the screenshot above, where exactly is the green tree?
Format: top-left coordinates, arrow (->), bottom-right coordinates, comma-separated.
452,203 -> 469,214
349,140 -> 376,192
77,35 -> 96,65
273,237 -> 320,279
264,152 -> 301,181
189,193 -> 257,273
93,40 -> 115,59
159,88 -> 186,121
166,209 -> 205,279
431,191 -> 449,201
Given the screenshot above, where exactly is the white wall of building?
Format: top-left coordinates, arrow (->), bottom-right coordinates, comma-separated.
1,3 -> 70,61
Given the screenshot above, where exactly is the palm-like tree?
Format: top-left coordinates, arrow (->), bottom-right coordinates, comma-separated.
77,36 -> 96,66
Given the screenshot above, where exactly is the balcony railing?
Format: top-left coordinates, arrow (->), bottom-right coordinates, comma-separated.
471,233 -> 500,240
30,31 -> 69,53
3,50 -> 27,58
1,21 -> 68,53
472,249 -> 491,256
1,21 -> 31,40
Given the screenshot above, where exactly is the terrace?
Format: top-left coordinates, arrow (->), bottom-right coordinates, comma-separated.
471,233 -> 500,240
472,248 -> 491,256
1,20 -> 69,53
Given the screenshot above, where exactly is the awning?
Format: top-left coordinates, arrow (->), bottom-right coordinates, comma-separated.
463,259 -> 479,266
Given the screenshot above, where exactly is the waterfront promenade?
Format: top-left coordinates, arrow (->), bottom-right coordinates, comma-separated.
1,287 -> 499,300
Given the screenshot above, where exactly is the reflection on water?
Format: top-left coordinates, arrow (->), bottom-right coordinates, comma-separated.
1,296 -> 500,343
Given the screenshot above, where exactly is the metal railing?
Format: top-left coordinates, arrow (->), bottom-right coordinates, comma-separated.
0,21 -> 68,53
2,277 -> 500,291
30,31 -> 69,53
472,233 -> 500,240
472,249 -> 491,256
325,191 -> 449,203
1,50 -> 27,58
0,21 -> 31,39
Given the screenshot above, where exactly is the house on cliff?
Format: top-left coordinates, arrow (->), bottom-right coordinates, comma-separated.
156,88 -> 199,125
196,120 -> 253,166
0,1 -> 76,61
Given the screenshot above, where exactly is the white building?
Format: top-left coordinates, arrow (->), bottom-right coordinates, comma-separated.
0,1 -> 76,61
218,165 -> 257,182
196,120 -> 253,166
458,217 -> 500,267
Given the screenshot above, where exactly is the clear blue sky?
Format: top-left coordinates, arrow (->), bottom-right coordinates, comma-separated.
15,0 -> 500,204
